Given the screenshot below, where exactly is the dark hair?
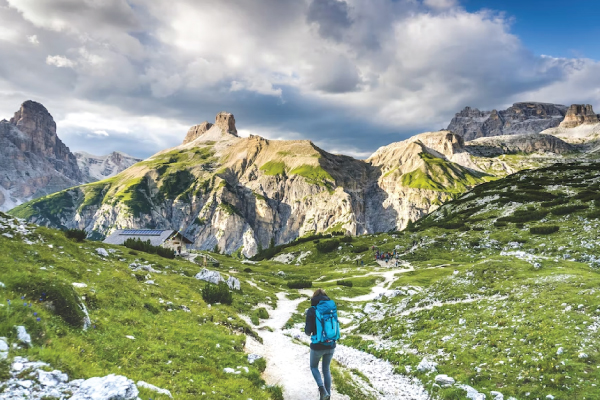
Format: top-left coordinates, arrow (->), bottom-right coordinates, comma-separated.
312,288 -> 327,299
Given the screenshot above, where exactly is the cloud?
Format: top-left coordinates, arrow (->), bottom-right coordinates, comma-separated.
46,55 -> 75,68
0,0 -> 599,160
307,0 -> 352,41
423,0 -> 458,10
92,130 -> 109,137
27,34 -> 38,44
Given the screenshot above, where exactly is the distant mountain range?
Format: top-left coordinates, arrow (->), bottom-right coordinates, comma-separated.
10,100 -> 600,256
0,101 -> 139,211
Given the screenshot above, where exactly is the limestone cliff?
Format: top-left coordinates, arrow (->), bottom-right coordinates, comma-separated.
466,134 -> 572,157
448,102 -> 567,141
559,104 -> 600,128
0,101 -> 83,211
75,151 -> 142,183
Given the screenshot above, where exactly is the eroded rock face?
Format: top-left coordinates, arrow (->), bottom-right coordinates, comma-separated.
559,104 -> 600,128
0,101 -> 83,211
448,102 -> 567,141
466,134 -> 572,157
215,112 -> 237,136
75,151 -> 141,183
183,121 -> 214,144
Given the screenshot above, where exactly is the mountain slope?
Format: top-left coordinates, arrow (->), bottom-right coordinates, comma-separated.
11,114 -> 492,257
0,101 -> 83,211
75,151 -> 142,182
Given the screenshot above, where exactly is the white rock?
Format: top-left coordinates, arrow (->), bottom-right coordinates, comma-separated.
38,369 -> 69,386
125,335 -> 135,340
434,374 -> 455,387
456,384 -> 487,400
491,390 -> 504,400
459,318 -> 466,325
15,325 -> 32,347
557,347 -> 564,355
72,282 -> 88,288
195,268 -> 223,285
227,276 -> 241,291
579,352 -> 589,359
0,338 -> 8,352
71,374 -> 139,400
137,380 -> 173,398
18,380 -> 33,388
96,248 -> 109,257
417,357 -> 437,372
0,281 -> 5,287
248,354 -> 262,364
546,395 -> 555,400
223,367 -> 239,374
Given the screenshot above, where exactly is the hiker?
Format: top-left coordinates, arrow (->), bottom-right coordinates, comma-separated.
305,288 -> 340,400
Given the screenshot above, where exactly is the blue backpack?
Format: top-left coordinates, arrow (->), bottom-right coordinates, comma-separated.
311,300 -> 340,346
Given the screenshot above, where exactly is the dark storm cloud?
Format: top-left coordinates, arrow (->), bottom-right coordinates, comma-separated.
307,0 -> 352,41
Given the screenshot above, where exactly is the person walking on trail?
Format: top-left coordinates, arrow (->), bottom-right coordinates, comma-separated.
305,289 -> 341,400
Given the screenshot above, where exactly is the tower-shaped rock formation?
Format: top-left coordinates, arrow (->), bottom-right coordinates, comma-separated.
183,122 -> 213,144
215,112 -> 237,136
559,104 -> 600,128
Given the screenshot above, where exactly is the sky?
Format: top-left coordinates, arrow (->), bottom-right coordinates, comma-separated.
1,0 -> 599,160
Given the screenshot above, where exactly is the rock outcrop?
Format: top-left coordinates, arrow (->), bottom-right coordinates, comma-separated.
215,112 -> 237,136
75,151 -> 141,183
448,102 -> 567,141
559,104 -> 600,128
0,101 -> 83,211
183,122 -> 213,144
466,133 -> 572,157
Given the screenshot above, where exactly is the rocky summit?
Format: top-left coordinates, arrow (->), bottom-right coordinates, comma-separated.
447,102 -> 567,141
559,104 -> 600,128
0,101 -> 82,211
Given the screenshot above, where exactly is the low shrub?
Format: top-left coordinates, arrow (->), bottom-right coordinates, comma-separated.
266,385 -> 284,400
257,307 -> 269,319
498,210 -> 548,223
13,278 -> 85,328
64,228 -> 87,242
339,236 -> 353,243
551,204 -> 589,216
494,221 -> 507,227
316,239 -> 340,253
243,267 -> 253,273
352,245 -> 369,253
201,282 -> 233,305
439,221 -> 465,230
254,357 -> 267,373
541,198 -> 569,208
458,225 -> 471,232
123,238 -> 176,259
586,210 -> 600,220
530,225 -> 560,235
287,280 -> 312,289
144,302 -> 160,314
337,280 -> 353,287
313,240 -> 320,244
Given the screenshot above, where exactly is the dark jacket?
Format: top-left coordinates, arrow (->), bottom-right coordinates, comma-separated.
305,294 -> 337,350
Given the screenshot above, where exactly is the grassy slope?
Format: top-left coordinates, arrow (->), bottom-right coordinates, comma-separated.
0,212 -> 292,399
251,161 -> 600,400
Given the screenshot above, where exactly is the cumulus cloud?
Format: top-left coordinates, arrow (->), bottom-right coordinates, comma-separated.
27,34 -> 38,44
46,55 -> 75,68
0,0 -> 598,159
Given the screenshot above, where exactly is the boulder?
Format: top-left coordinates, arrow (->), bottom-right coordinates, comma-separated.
96,248 -> 109,257
490,390 -> 504,400
434,374 -> 455,387
456,384 -> 487,400
226,276 -> 241,291
195,268 -> 223,285
0,337 -> 8,359
417,357 -> 437,372
137,380 -> 173,398
71,374 -> 139,400
15,325 -> 31,347
38,369 -> 69,387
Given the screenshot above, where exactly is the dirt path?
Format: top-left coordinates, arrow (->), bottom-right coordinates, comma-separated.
244,293 -> 351,400
339,261 -> 415,302
245,291 -> 430,400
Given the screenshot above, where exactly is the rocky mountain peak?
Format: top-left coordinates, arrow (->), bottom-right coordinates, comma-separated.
559,104 -> 600,128
10,100 -> 58,156
448,102 -> 567,141
183,121 -> 214,144
215,112 -> 237,136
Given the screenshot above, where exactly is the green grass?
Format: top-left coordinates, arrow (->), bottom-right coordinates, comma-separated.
0,212 -> 284,400
289,165 -> 335,189
259,161 -> 287,176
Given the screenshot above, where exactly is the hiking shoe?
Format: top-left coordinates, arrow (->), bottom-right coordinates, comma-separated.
318,386 -> 330,400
